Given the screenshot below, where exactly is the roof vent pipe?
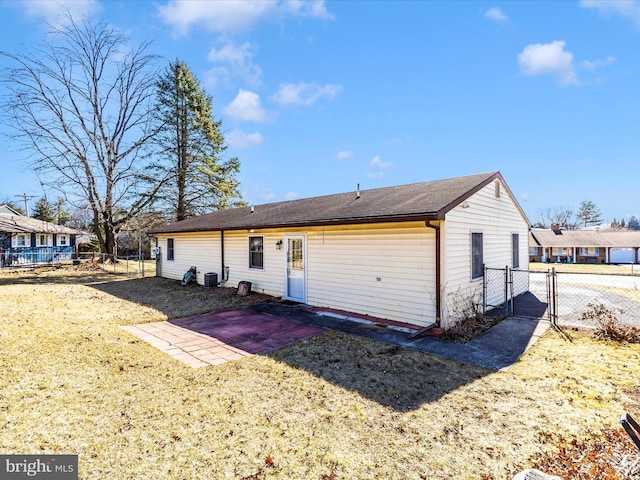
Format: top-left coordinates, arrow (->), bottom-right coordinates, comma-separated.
356,183 -> 360,199
250,205 -> 254,213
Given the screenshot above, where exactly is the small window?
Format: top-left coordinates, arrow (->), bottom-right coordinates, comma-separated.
495,180 -> 501,198
249,236 -> 263,269
529,247 -> 539,256
512,234 -> 520,268
471,232 -> 483,280
39,234 -> 47,246
17,235 -> 26,247
167,238 -> 174,261
59,235 -> 67,246
579,247 -> 599,257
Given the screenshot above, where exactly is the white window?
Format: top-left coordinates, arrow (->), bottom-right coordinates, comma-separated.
579,247 -> 599,256
59,235 -> 68,246
471,232 -> 483,280
16,235 -> 26,247
249,236 -> 264,269
530,247 -> 539,256
512,234 -> 520,268
39,234 -> 47,246
167,238 -> 174,261
551,247 -> 571,256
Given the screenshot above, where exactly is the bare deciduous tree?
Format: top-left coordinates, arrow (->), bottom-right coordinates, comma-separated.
1,16 -> 168,255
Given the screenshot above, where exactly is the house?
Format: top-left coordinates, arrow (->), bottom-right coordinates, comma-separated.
0,207 -> 83,267
149,172 -> 531,330
529,225 -> 640,264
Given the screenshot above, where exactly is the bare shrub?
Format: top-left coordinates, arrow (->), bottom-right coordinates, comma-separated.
581,303 -> 640,343
442,286 -> 497,343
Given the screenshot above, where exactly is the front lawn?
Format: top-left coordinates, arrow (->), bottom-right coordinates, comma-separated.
1,268 -> 639,479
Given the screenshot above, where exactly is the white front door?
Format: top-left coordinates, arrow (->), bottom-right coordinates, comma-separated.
285,235 -> 306,302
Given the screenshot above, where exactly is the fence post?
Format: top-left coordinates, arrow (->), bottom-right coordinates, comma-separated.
504,265 -> 509,317
482,265 -> 487,315
551,267 -> 558,326
509,267 -> 515,316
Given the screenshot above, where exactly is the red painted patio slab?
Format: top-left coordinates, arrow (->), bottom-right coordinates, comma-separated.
121,308 -> 325,367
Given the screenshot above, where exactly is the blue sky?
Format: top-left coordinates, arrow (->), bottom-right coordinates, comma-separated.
0,0 -> 639,225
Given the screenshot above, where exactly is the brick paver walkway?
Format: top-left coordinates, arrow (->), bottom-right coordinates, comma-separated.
121,308 -> 325,368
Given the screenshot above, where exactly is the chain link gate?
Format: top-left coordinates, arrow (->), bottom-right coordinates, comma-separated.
483,266 -> 556,324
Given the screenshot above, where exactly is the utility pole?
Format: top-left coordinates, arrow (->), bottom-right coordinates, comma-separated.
14,193 -> 36,217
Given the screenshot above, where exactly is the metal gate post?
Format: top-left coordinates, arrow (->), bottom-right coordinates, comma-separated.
504,266 -> 509,317
550,267 -> 558,326
509,267 -> 515,316
482,265 -> 487,314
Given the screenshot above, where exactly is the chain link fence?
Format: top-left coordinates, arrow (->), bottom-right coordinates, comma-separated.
0,250 -> 155,278
555,271 -> 640,328
483,266 -> 640,328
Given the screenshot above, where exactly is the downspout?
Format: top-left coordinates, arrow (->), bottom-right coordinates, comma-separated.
411,219 -> 441,338
220,231 -> 225,285
425,220 -> 442,327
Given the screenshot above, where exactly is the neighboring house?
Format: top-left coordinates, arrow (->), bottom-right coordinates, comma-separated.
0,207 -> 83,267
529,225 -> 640,264
149,171 -> 531,330
0,205 -> 21,215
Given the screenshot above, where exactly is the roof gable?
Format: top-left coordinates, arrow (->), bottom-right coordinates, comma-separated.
150,171 -> 527,234
0,205 -> 22,216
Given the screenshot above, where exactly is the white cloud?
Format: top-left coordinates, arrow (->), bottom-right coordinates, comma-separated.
581,0 -> 640,26
484,7 -> 508,22
336,150 -> 353,160
260,188 -> 277,200
16,0 -> 100,24
581,55 -> 617,71
207,39 -> 262,88
518,40 -> 579,86
158,0 -> 333,36
370,155 -> 393,169
271,82 -> 342,107
226,130 -> 264,149
223,90 -> 276,123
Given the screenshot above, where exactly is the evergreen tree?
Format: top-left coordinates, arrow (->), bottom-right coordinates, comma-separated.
576,200 -> 602,227
629,216 -> 640,230
32,197 -> 55,223
621,218 -> 627,229
154,60 -> 242,221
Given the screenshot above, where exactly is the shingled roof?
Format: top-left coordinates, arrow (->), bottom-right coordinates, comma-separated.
0,213 -> 82,235
531,229 -> 640,248
150,171 -> 525,234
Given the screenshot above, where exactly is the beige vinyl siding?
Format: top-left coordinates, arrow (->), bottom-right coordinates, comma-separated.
156,232 -> 221,285
157,222 -> 437,328
306,222 -> 436,328
223,230 -> 286,295
441,180 -> 529,328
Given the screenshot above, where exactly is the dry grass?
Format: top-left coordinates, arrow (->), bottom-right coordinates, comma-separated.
528,262 -> 640,275
1,268 -> 640,479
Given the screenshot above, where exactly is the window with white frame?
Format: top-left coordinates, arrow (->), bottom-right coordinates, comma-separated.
249,236 -> 264,269
512,234 -> 520,268
167,238 -> 174,261
471,232 -> 483,280
59,235 -> 68,246
551,247 -> 572,256
16,235 -> 26,247
530,247 -> 539,256
38,234 -> 48,246
579,247 -> 599,256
